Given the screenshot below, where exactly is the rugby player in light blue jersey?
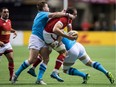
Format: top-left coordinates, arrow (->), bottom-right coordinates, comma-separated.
26,36 -> 114,84
62,37 -> 114,84
11,0 -> 74,84
26,30 -> 114,84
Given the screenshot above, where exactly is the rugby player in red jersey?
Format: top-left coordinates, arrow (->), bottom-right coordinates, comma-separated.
42,7 -> 77,82
0,7 -> 17,81
27,8 -> 77,84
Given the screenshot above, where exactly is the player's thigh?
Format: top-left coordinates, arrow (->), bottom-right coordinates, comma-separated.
43,30 -> 57,44
28,48 -> 39,64
76,42 -> 87,58
79,54 -> 92,65
64,44 -> 80,63
28,35 -> 46,63
5,52 -> 14,62
4,43 -> 13,62
0,42 -> 12,54
40,46 -> 52,64
41,46 -> 51,56
55,43 -> 66,53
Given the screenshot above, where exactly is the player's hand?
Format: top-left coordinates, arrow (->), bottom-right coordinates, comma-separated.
50,41 -> 59,49
0,41 -> 4,47
13,31 -> 17,39
67,35 -> 78,40
68,14 -> 75,19
61,9 -> 66,13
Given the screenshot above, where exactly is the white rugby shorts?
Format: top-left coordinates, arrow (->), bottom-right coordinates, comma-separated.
0,42 -> 13,55
64,42 -> 87,64
28,34 -> 47,51
43,30 -> 58,44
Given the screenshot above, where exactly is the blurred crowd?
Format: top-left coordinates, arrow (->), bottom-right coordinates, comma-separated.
0,0 -> 115,31
77,19 -> 116,31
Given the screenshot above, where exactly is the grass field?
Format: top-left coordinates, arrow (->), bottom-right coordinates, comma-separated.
0,45 -> 116,87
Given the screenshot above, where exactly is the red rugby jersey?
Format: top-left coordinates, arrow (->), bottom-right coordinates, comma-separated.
0,18 -> 11,43
45,16 -> 72,33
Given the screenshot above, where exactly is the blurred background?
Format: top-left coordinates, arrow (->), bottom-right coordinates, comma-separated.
0,0 -> 115,46
0,1 -> 115,85
0,0 -> 116,31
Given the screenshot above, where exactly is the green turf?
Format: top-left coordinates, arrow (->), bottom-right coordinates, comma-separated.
0,46 -> 116,87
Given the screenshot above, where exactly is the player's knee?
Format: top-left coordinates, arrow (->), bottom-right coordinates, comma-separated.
58,49 -> 66,54
7,56 -> 14,62
80,55 -> 91,65
92,61 -> 101,68
63,65 -> 70,74
55,44 -> 66,53
8,58 -> 14,63
43,57 -> 49,64
28,58 -> 36,64
86,60 -> 93,66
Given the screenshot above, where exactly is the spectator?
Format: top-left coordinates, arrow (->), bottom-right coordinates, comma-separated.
101,21 -> 109,31
93,21 -> 101,31
81,21 -> 91,31
112,20 -> 116,31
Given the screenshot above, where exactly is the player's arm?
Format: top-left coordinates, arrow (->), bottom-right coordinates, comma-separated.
67,23 -> 72,32
11,28 -> 16,33
11,28 -> 17,39
53,21 -> 67,37
48,12 -> 75,19
53,21 -> 76,40
0,41 -> 4,47
67,20 -> 72,32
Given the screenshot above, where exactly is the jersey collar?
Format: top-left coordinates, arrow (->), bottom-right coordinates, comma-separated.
1,17 -> 8,22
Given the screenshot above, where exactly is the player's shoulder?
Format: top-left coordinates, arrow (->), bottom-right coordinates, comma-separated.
39,11 -> 49,15
0,18 -> 3,25
60,16 -> 68,19
7,19 -> 11,22
37,11 -> 50,18
59,16 -> 68,22
0,18 -> 2,22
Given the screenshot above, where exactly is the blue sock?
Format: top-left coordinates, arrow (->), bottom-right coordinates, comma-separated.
37,63 -> 47,80
67,67 -> 86,78
92,62 -> 108,74
15,60 -> 30,76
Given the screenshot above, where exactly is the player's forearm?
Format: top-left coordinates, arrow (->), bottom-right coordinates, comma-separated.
0,41 -> 3,43
49,12 -> 74,19
11,28 -> 17,39
49,12 -> 65,18
0,41 -> 4,47
53,28 -> 69,38
67,24 -> 72,32
57,36 -> 62,42
11,28 -> 16,33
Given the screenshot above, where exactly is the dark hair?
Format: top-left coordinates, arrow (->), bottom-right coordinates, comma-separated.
0,7 -> 8,12
66,7 -> 76,14
0,7 -> 8,17
37,0 -> 47,11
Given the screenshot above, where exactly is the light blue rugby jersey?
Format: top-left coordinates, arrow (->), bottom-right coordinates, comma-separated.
32,11 -> 49,40
62,37 -> 76,51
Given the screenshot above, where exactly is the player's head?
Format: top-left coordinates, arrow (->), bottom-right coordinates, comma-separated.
0,7 -> 9,20
37,0 -> 49,12
66,7 -> 77,19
